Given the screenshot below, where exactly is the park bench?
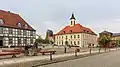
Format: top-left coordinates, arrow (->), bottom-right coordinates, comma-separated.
40,50 -> 56,55
0,52 -> 20,58
70,45 -> 79,47
2,49 -> 24,53
14,48 -> 25,53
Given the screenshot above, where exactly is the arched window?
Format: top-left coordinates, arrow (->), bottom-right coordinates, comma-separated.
18,22 -> 22,27
0,19 -> 4,25
71,21 -> 72,25
25,24 -> 28,28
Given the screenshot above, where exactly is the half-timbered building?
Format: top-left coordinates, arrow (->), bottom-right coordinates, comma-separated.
0,10 -> 36,47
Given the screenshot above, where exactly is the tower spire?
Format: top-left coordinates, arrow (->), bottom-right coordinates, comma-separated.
70,13 -> 76,27
70,13 -> 76,20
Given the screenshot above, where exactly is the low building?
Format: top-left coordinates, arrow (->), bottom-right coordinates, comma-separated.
99,30 -> 120,47
54,14 -> 97,47
112,33 -> 120,41
0,10 -> 36,47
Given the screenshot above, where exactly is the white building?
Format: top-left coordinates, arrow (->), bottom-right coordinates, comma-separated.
0,10 -> 36,47
54,14 -> 97,47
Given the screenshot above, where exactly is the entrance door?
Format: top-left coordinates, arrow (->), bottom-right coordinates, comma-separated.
0,40 -> 3,46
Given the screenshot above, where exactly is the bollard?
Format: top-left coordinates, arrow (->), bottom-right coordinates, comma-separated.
105,47 -> 107,52
116,46 -> 118,50
50,52 -> 52,61
64,47 -> 67,53
90,47 -> 92,54
98,47 -> 101,53
75,49 -> 77,56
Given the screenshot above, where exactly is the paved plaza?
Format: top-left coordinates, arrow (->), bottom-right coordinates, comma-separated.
40,50 -> 120,67
0,46 -> 118,67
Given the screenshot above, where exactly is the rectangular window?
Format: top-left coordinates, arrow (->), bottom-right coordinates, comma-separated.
9,38 -> 13,44
71,41 -> 72,44
18,38 -> 21,44
66,36 -> 67,39
23,39 -> 27,44
74,35 -> 76,38
9,28 -> 13,34
71,35 -> 72,39
23,30 -> 27,36
30,31 -> 33,36
62,41 -> 63,45
18,29 -> 21,35
78,41 -> 79,45
62,36 -> 63,39
0,27 -> 3,34
78,35 -> 79,38
30,39 -> 33,44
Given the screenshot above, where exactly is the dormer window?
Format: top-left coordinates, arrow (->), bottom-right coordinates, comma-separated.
70,30 -> 72,33
25,24 -> 28,28
87,31 -> 89,33
63,31 -> 65,33
0,19 -> 4,25
18,22 -> 22,27
84,30 -> 86,32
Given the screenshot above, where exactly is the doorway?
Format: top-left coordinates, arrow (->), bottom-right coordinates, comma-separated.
0,40 -> 3,46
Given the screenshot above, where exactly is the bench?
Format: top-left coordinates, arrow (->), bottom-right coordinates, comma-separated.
0,52 -> 20,58
2,49 -> 24,53
40,50 -> 56,55
70,46 -> 79,47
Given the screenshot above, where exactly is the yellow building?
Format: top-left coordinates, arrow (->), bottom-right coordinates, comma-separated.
54,14 -> 97,47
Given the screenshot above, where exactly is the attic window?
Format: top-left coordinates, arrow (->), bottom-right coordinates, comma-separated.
18,22 -> 22,27
25,24 -> 28,28
0,19 -> 4,25
87,31 -> 89,33
63,31 -> 65,33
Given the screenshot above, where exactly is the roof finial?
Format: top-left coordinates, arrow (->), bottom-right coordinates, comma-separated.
70,12 -> 76,20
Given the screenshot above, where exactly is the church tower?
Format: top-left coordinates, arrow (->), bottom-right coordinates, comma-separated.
70,13 -> 76,27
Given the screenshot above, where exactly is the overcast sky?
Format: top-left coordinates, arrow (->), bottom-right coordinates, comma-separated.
1,0 -> 120,38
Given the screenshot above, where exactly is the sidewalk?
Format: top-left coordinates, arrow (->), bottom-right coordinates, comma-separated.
0,48 -> 118,67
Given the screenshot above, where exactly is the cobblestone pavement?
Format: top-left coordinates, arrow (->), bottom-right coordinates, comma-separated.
0,47 -> 104,59
0,46 -> 116,59
40,50 -> 120,67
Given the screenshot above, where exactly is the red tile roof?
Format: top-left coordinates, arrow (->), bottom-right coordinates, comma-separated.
0,10 -> 35,31
56,23 -> 96,35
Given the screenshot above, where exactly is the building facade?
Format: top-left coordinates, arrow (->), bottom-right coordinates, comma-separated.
99,30 -> 120,47
0,10 -> 36,47
112,33 -> 120,41
54,14 -> 97,47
